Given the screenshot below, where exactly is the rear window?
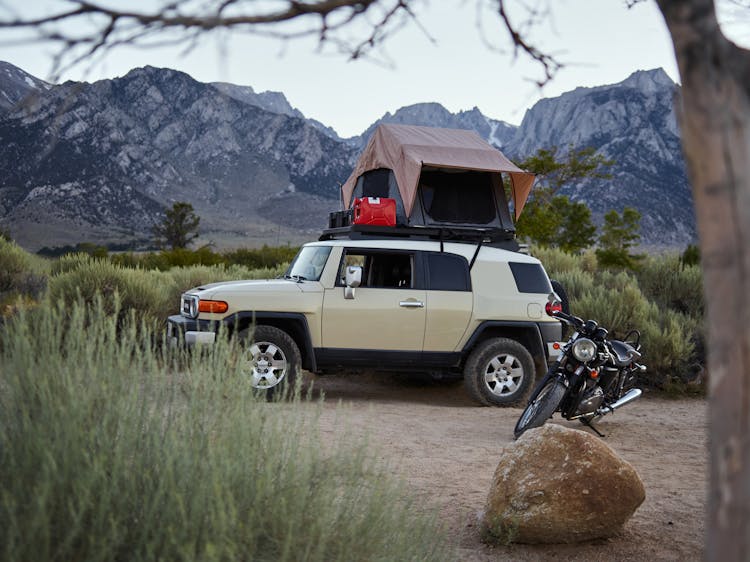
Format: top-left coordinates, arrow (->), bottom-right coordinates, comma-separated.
508,262 -> 552,294
425,253 -> 471,291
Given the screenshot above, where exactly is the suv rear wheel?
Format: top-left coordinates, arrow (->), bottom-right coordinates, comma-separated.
238,325 -> 300,400
463,337 -> 535,406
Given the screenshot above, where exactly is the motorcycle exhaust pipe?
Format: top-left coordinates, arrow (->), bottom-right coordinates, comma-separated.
597,388 -> 642,416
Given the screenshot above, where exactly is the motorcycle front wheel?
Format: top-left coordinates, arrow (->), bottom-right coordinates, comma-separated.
513,379 -> 567,439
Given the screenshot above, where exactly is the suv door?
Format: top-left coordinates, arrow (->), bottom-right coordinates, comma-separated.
423,251 -> 473,351
321,249 -> 426,351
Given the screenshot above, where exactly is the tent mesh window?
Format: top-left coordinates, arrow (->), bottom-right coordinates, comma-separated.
361,168 -> 391,198
418,170 -> 498,225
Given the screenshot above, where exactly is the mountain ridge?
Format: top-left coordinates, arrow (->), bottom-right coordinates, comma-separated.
0,61 -> 695,250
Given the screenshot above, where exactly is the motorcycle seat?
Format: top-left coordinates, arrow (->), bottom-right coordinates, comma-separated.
610,340 -> 641,367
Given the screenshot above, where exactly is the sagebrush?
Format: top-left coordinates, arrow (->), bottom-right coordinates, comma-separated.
0,301 -> 450,562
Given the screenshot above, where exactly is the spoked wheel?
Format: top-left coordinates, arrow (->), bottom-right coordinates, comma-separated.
513,379 -> 567,439
463,338 -> 535,406
238,325 -> 300,401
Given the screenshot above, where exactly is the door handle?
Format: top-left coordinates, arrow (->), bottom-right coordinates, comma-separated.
399,300 -> 424,308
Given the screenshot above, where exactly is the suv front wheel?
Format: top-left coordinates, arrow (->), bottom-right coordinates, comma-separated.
238,325 -> 301,400
463,337 -> 535,406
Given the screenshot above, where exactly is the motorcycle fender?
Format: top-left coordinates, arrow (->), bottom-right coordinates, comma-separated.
525,363 -> 567,405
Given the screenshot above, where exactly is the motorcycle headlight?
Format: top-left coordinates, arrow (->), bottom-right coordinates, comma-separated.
572,338 -> 597,362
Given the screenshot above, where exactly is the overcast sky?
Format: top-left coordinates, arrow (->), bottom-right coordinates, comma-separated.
0,1 -> 747,137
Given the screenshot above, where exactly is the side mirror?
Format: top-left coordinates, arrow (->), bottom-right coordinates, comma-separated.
344,265 -> 362,300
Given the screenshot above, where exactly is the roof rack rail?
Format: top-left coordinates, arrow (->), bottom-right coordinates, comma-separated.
319,224 -> 520,251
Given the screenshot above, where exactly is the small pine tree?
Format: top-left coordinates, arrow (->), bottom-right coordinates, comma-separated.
681,244 -> 701,268
516,192 -> 597,253
595,207 -> 644,269
152,202 -> 200,250
514,145 -> 612,253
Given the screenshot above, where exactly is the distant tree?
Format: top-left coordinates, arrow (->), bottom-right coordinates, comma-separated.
518,145 -> 615,199
595,207 -> 643,269
517,194 -> 596,253
0,227 -> 12,242
152,202 -> 200,250
514,145 -> 611,253
680,244 -> 701,268
75,242 -> 108,258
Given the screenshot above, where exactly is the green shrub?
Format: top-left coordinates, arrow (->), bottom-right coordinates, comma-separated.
0,302 -> 450,561
110,245 -> 298,272
552,269 -> 596,302
572,273 -> 650,339
530,246 -> 598,275
635,255 -> 704,319
223,245 -> 299,269
0,238 -> 48,306
638,307 -> 696,386
48,258 -> 176,325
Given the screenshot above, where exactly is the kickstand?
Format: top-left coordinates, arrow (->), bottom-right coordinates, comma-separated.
581,417 -> 606,438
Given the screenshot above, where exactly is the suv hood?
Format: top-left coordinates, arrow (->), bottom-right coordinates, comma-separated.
189,278 -> 319,298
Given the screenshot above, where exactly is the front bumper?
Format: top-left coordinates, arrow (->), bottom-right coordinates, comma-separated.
167,315 -> 218,346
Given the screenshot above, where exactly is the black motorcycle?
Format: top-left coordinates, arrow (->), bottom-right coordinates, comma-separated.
514,303 -> 646,439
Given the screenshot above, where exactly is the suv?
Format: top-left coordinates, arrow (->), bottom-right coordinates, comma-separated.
167,229 -> 563,406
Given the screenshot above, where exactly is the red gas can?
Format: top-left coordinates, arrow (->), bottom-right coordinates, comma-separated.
352,197 -> 397,226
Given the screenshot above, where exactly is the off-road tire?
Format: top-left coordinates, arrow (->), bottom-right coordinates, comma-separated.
238,325 -> 301,401
513,379 -> 567,439
463,337 -> 535,407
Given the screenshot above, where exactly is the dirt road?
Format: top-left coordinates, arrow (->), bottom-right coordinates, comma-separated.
306,372 -> 706,561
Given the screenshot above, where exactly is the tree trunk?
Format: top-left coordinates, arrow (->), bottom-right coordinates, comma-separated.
657,1 -> 750,559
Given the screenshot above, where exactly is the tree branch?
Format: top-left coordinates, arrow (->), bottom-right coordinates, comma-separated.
494,0 -> 562,86
0,0 -> 563,90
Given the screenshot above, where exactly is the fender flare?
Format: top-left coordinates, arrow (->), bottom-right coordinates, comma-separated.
224,311 -> 317,372
462,321 -> 546,362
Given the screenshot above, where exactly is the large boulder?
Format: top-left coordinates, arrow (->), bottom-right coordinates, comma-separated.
483,424 -> 645,544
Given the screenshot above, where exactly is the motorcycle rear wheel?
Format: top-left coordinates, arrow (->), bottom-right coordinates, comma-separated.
513,379 -> 567,439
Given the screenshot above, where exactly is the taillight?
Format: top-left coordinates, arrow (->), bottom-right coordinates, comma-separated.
545,300 -> 563,316
198,300 -> 229,314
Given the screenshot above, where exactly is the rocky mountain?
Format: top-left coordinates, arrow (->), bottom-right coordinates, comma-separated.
0,61 -> 695,251
0,61 -> 49,112
0,64 -> 356,249
211,82 -> 340,140
506,68 -> 694,246
351,102 -> 516,149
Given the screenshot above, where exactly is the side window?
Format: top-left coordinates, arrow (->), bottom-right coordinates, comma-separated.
426,253 -> 471,291
338,250 -> 414,289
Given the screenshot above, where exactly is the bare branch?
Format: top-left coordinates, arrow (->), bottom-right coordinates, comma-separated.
0,0 -> 563,89
495,0 -> 562,86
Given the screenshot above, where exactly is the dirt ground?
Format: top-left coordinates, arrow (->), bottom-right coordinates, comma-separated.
304,372 -> 706,561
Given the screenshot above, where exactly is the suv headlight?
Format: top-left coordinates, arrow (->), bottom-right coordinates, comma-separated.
181,294 -> 199,319
572,338 -> 597,362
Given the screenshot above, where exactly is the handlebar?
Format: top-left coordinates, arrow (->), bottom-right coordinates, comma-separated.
551,310 -> 584,328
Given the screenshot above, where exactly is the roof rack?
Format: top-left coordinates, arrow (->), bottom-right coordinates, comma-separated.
319,224 -> 520,251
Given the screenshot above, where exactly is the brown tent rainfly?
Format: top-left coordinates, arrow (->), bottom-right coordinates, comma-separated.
341,124 -> 535,232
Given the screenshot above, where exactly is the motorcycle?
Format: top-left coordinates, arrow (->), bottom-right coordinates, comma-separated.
514,298 -> 647,439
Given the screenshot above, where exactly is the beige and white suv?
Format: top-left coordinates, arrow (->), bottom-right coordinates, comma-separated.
167,233 -> 563,407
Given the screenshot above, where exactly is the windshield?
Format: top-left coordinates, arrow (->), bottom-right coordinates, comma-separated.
284,245 -> 332,281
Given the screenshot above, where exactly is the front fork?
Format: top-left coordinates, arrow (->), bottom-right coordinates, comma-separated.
525,359 -> 588,419
525,361 -> 560,404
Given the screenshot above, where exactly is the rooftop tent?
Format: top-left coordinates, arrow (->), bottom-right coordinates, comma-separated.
341,124 -> 535,229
